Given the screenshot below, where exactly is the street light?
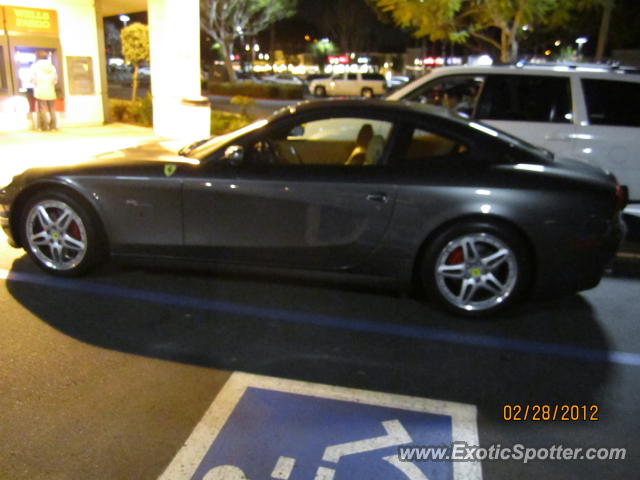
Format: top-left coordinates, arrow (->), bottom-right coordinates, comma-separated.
575,37 -> 588,57
119,14 -> 130,27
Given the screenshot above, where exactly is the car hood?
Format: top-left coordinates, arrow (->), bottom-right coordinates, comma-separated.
16,141 -> 201,181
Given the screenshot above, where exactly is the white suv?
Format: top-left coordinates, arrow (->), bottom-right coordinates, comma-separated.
388,64 -> 640,205
309,72 -> 386,98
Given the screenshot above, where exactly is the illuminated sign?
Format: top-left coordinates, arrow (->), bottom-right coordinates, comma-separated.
327,55 -> 349,64
421,57 -> 447,66
3,5 -> 59,35
420,56 -> 463,67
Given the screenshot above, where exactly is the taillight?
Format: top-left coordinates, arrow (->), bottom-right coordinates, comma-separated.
615,184 -> 628,211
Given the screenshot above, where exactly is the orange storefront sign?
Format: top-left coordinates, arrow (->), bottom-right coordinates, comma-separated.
2,5 -> 58,35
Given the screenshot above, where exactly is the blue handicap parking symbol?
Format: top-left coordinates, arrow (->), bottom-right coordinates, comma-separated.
189,387 -> 454,480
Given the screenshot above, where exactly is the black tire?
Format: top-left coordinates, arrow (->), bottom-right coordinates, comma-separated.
361,87 -> 374,98
421,221 -> 531,317
314,86 -> 327,97
20,189 -> 106,276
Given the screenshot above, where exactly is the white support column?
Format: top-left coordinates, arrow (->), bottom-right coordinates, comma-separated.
148,0 -> 210,140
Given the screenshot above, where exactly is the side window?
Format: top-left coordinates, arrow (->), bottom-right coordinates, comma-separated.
582,79 -> 640,127
250,117 -> 393,167
404,75 -> 484,118
476,75 -> 572,123
347,73 -> 357,81
404,128 -> 467,162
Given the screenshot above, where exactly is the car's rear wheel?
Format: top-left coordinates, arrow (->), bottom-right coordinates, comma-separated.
21,189 -> 105,276
361,87 -> 374,98
421,221 -> 531,317
314,86 -> 326,97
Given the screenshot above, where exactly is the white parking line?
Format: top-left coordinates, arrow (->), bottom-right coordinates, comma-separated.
271,456 -> 296,479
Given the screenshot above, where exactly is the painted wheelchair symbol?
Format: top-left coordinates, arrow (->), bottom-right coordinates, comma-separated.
203,419 -> 429,480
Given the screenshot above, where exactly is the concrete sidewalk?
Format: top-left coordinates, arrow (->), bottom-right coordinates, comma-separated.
0,123 -> 166,187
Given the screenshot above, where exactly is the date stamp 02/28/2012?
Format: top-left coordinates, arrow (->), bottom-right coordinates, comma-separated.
503,404 -> 599,422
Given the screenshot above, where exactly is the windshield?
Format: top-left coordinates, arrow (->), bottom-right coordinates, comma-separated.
180,119 -> 269,160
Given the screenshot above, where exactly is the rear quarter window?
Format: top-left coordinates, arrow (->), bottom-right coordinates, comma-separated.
582,78 -> 640,127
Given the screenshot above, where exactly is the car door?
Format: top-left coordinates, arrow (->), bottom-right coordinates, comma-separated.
327,73 -> 344,96
570,77 -> 640,200
474,74 -> 578,156
347,73 -> 360,96
181,113 -> 399,270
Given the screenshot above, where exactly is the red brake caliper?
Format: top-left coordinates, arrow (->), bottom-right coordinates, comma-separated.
68,221 -> 81,240
446,247 -> 464,265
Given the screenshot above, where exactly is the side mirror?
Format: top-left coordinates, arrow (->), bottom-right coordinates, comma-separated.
289,125 -> 304,137
223,145 -> 244,166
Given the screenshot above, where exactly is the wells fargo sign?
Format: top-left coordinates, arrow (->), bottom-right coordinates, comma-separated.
2,5 -> 59,35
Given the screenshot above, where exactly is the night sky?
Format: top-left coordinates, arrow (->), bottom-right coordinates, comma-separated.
106,0 -> 640,60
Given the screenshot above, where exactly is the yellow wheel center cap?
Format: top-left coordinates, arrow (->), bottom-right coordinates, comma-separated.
52,232 -> 59,240
471,267 -> 482,278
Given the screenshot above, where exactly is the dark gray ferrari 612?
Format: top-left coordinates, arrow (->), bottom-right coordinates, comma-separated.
0,100 -> 628,316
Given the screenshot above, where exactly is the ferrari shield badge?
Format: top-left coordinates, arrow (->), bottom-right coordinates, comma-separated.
164,164 -> 177,177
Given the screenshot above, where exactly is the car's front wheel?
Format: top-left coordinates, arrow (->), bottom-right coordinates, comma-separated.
421,221 -> 531,317
21,189 -> 105,276
361,87 -> 374,98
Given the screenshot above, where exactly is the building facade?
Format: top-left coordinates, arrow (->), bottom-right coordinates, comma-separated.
0,0 -> 207,138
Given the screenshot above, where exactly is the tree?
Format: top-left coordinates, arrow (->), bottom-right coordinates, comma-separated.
370,0 -> 603,62
120,22 -> 149,100
200,0 -> 297,82
308,38 -> 337,69
318,0 -> 379,53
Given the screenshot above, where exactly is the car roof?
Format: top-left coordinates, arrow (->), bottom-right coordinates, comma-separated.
388,63 -> 640,100
269,98 -> 471,126
419,63 -> 639,77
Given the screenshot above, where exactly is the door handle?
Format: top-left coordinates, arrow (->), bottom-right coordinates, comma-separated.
366,192 -> 389,203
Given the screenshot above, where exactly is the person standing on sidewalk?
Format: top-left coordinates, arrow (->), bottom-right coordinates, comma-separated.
31,51 -> 58,131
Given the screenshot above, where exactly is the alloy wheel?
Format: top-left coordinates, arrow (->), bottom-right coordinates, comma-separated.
434,232 -> 518,312
25,199 -> 88,271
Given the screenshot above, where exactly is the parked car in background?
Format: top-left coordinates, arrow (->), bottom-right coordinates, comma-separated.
261,73 -> 305,86
306,73 -> 330,82
0,100 -> 627,317
388,63 -> 640,206
309,72 -> 386,98
386,75 -> 410,91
